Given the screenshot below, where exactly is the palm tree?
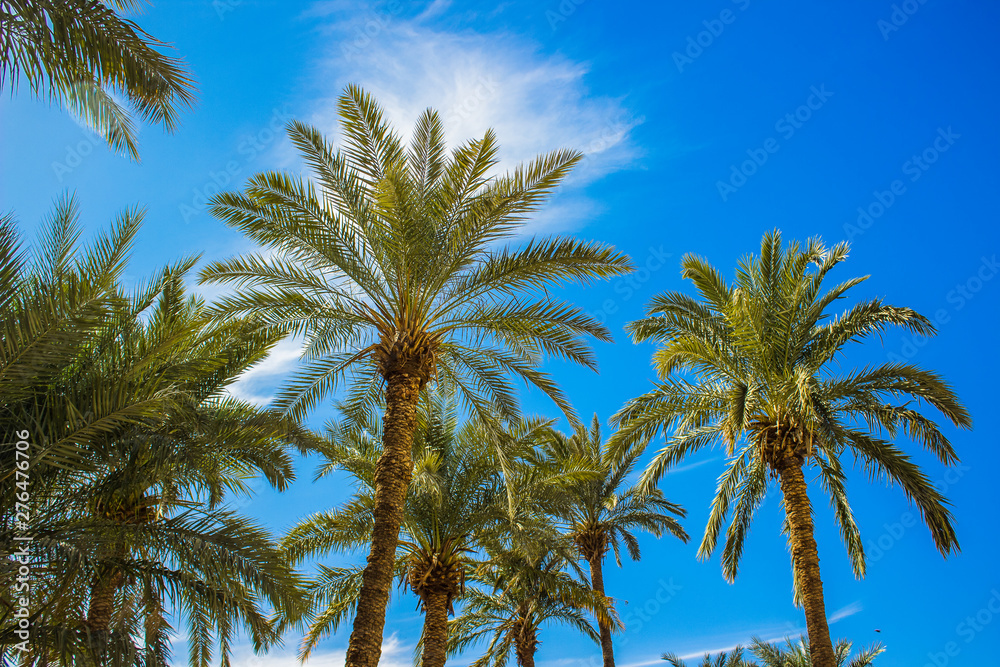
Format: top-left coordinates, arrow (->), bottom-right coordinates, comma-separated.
0,194 -> 149,476
200,84 -> 633,665
543,416 -> 688,667
1,204 -> 316,665
284,393 -> 515,667
611,231 -> 971,667
1,0 -> 195,159
449,551 -> 607,667
749,635 -> 884,667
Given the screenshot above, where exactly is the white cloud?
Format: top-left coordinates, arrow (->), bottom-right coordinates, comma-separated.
298,0 -> 643,234
643,622 -> 807,664
828,600 -> 863,624
226,336 -> 307,407
624,604 -> 862,666
663,457 -> 720,476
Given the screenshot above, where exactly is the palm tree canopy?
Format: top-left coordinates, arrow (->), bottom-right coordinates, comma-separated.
448,551 -> 606,667
662,636 -> 884,667
281,392 -> 522,658
611,230 -> 972,581
199,85 -> 633,428
662,646 -> 754,667
1,0 -> 196,159
0,203 -> 317,666
749,635 -> 884,667
543,415 -> 688,567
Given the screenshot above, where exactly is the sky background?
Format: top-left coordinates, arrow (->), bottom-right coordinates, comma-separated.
3,0 -> 999,665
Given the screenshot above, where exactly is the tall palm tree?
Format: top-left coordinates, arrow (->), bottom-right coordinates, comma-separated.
284,393 -> 515,667
611,231 -> 971,667
1,204 -> 316,666
200,85 -> 633,665
448,550 -> 608,667
543,416 -> 688,667
1,0 -> 195,159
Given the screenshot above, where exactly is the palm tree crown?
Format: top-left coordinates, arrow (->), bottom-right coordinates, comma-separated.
199,84 -> 632,426
449,550 -> 606,667
663,636 -> 884,667
749,636 -> 884,667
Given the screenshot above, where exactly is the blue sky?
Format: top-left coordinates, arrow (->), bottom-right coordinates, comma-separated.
3,0 -> 999,665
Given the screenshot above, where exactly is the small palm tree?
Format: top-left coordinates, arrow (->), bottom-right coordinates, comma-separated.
201,85 -> 633,666
449,551 -> 607,667
662,646 -> 754,667
1,0 -> 196,159
749,635 -> 884,667
543,416 -> 688,667
611,231 -> 971,667
662,636 -> 883,667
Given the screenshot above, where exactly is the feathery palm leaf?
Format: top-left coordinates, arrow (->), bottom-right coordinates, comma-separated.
1,0 -> 196,159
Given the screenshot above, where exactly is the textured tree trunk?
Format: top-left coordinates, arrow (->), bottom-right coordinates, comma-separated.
86,570 -> 122,631
587,554 -> 616,667
419,590 -> 450,667
86,560 -> 124,659
515,633 -> 536,667
778,461 -> 836,667
345,372 -> 422,667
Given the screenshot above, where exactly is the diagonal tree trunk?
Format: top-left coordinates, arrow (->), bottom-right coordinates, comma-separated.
778,461 -> 836,667
345,372 -> 422,667
419,590 -> 450,667
587,554 -> 616,667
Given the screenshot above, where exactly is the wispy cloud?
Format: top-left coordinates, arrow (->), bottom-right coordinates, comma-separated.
663,457 -> 720,476
299,0 -> 643,234
648,621 -> 806,664
627,604 -> 862,665
828,600 -> 863,624
226,336 -> 306,407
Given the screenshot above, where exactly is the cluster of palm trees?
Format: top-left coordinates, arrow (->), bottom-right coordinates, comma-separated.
0,3 -> 973,667
283,394 -> 684,667
0,195 -> 320,665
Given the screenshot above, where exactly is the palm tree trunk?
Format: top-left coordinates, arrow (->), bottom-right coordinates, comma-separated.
587,554 -> 616,667
419,591 -> 450,667
86,562 -> 124,658
345,372 -> 422,667
514,626 -> 537,667
777,461 -> 836,667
